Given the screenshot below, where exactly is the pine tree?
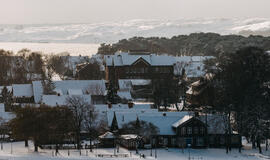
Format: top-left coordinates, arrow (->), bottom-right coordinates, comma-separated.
41,71 -> 56,95
110,112 -> 118,132
106,83 -> 117,104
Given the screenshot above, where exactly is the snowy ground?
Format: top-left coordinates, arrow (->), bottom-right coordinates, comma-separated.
0,141 -> 269,160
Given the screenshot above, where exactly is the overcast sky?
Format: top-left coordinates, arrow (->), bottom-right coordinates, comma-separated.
0,0 -> 270,24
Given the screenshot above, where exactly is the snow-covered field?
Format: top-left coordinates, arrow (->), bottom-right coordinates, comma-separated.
0,141 -> 269,160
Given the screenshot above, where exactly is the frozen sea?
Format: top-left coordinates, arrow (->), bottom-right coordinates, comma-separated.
0,42 -> 100,56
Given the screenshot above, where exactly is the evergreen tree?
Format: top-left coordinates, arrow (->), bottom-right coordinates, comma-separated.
190,47 -> 270,153
1,86 -> 13,111
110,112 -> 118,132
106,83 -> 118,104
41,70 -> 56,95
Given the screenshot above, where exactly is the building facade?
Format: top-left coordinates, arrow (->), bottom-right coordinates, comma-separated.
104,52 -> 174,85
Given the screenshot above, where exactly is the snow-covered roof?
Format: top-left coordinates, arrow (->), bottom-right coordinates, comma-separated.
140,116 -> 181,135
68,89 -> 83,95
54,89 -> 63,95
105,52 -> 213,78
41,95 -> 91,107
12,84 -> 33,98
54,80 -> 106,95
32,81 -> 43,103
107,111 -> 191,135
117,91 -> 132,100
0,86 -> 12,96
121,134 -> 139,140
171,114 -> 227,134
99,131 -> 115,139
104,52 -> 175,67
172,115 -> 193,128
105,52 -> 213,66
0,103 -> 5,112
0,103 -> 15,122
32,80 -> 106,103
173,58 -> 211,78
94,103 -> 152,112
118,80 -> 132,91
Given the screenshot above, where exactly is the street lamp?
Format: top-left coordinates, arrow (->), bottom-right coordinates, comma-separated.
188,143 -> 191,160
1,138 -> 3,150
150,137 -> 152,156
10,138 -> 13,154
155,142 -> 157,159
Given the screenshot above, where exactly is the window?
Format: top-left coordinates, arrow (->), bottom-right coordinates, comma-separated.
220,137 -> 225,145
231,136 -> 240,144
144,68 -> 149,73
181,127 -> 186,135
125,68 -> 130,73
171,138 -> 176,146
139,68 -> 144,73
164,138 -> 168,146
209,136 -> 215,145
194,127 -> 199,134
187,127 -> 192,135
200,127 -> 205,135
159,137 -> 164,145
196,138 -> 204,146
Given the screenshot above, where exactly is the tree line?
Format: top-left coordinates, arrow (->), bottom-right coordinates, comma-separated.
97,33 -> 270,57
0,49 -> 103,86
9,96 -> 108,153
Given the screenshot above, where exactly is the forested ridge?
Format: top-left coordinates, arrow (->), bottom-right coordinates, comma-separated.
97,33 -> 270,56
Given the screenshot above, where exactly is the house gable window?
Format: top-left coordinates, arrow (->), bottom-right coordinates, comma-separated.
181,127 -> 186,135
194,127 -> 199,134
200,127 -> 205,135
187,127 -> 192,135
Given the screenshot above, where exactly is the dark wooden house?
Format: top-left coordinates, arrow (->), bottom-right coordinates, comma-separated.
110,112 -> 241,149
104,52 -> 175,85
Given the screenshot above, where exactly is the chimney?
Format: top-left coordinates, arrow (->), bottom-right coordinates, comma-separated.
128,101 -> 134,108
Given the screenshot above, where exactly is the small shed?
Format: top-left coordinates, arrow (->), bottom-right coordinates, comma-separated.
98,132 -> 116,148
119,134 -> 141,150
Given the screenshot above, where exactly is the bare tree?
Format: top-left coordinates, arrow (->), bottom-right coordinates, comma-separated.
85,84 -> 105,95
65,96 -> 91,149
83,105 -> 98,152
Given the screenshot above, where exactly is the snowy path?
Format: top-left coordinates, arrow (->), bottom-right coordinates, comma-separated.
0,141 -> 269,160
